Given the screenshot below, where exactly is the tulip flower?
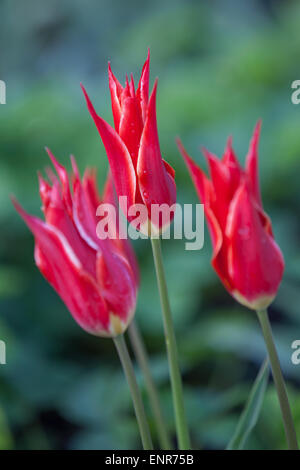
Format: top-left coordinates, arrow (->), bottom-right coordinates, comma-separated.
81,51 -> 176,235
12,149 -> 138,337
178,123 -> 299,450
81,52 -> 190,449
12,150 -> 155,449
177,121 -> 284,310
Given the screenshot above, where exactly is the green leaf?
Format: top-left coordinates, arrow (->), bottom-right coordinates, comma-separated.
0,407 -> 13,450
227,358 -> 269,450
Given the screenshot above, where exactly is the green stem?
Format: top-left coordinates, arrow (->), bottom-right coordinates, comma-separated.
113,334 -> 153,450
150,237 -> 191,450
256,309 -> 298,450
128,321 -> 172,449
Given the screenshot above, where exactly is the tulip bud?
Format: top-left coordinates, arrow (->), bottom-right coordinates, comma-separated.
81,50 -> 176,236
13,151 -> 138,336
177,121 -> 284,310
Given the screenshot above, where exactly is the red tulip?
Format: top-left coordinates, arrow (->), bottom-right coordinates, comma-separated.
81,50 -> 176,235
177,122 -> 284,310
13,150 -> 138,336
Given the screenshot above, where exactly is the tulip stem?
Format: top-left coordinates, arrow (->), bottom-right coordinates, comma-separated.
128,321 -> 172,449
256,309 -> 298,450
113,334 -> 153,450
150,237 -> 191,450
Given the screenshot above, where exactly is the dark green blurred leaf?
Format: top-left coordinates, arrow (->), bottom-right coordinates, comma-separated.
227,359 -> 269,450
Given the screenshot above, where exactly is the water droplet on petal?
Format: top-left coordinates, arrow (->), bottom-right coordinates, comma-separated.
238,227 -> 250,240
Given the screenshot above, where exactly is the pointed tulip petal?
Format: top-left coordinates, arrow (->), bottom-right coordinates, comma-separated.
206,207 -> 231,290
72,162 -> 126,276
41,179 -> 97,277
163,159 -> 175,179
137,49 -> 150,123
83,168 -> 101,215
72,161 -> 100,251
45,147 -> 72,216
108,63 -> 123,131
121,75 -> 131,105
202,146 -> 231,229
38,172 -> 51,212
45,166 -> 58,185
81,84 -> 136,212
245,120 -> 262,206
129,73 -> 135,97
137,81 -> 176,227
222,137 -> 242,197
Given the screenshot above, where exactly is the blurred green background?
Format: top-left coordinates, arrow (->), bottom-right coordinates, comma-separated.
1,0 -> 300,450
